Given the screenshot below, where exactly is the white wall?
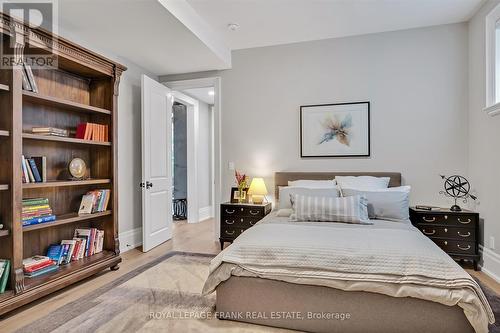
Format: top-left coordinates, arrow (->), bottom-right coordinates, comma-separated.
57,26 -> 158,252
197,100 -> 213,219
468,0 -> 500,280
161,23 -> 469,207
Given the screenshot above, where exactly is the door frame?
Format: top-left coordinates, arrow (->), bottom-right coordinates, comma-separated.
171,91 -> 199,224
164,77 -> 221,240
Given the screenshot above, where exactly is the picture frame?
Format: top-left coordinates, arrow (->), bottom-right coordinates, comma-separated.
230,187 -> 249,203
300,102 -> 370,158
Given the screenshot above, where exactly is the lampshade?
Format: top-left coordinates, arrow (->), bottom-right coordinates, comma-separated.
248,178 -> 268,195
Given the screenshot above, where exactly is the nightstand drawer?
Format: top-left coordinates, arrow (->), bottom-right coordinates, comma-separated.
222,205 -> 265,217
416,213 -> 477,228
431,239 -> 476,255
222,216 -> 259,228
416,225 -> 476,241
220,227 -> 246,239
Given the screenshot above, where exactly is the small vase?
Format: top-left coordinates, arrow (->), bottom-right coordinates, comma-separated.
237,187 -> 245,203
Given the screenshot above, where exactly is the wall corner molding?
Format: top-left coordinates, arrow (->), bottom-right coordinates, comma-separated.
483,103 -> 500,117
119,227 -> 143,253
479,245 -> 500,283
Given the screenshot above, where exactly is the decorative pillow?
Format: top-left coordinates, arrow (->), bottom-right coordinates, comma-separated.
290,194 -> 371,224
278,187 -> 339,209
288,179 -> 337,188
335,176 -> 390,190
342,187 -> 410,222
276,208 -> 293,217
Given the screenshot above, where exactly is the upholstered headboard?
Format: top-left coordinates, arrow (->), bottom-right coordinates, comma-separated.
274,172 -> 402,199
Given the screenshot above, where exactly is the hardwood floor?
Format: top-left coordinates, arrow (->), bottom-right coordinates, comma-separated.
0,217 -> 498,332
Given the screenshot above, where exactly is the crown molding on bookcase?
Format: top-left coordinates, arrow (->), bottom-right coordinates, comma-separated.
0,13 -> 127,78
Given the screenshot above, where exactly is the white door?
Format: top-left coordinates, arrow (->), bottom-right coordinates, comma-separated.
141,75 -> 173,252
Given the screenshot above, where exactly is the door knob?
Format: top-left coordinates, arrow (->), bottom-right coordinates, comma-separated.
146,181 -> 153,189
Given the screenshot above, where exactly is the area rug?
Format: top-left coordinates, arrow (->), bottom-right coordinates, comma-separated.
14,251 -> 500,333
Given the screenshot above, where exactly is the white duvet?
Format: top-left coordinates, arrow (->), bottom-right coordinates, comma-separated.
203,213 -> 494,333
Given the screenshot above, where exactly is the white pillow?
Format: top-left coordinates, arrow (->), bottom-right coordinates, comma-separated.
288,179 -> 337,188
335,176 -> 390,190
290,194 -> 371,224
276,208 -> 293,217
342,186 -> 410,222
278,187 -> 339,209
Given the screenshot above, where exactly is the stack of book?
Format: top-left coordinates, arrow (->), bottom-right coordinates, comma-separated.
21,62 -> 38,93
21,155 -> 46,183
0,260 -> 10,293
75,123 -> 109,142
22,256 -> 58,278
47,228 -> 105,264
32,127 -> 69,137
78,190 -> 111,215
22,198 -> 56,227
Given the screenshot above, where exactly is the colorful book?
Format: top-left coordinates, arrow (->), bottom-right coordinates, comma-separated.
60,240 -> 76,264
22,214 -> 56,227
0,260 -> 10,293
31,156 -> 46,182
25,264 -> 58,278
22,198 -> 49,206
21,155 -> 29,183
46,244 -> 64,265
28,158 -> 42,182
23,256 -> 51,269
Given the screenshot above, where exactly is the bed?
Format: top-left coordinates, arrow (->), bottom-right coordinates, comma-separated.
203,172 -> 494,333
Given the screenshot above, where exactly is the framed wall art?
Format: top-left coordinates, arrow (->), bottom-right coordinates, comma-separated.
300,102 -> 370,157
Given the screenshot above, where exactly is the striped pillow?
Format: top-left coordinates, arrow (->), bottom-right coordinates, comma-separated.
290,194 -> 371,224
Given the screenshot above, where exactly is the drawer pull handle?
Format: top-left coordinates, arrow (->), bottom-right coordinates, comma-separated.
422,229 -> 436,236
443,241 -> 448,246
422,217 -> 436,222
457,244 -> 471,251
225,209 -> 235,214
457,231 -> 471,238
225,220 -> 234,225
225,230 -> 235,235
249,221 -> 256,226
249,210 -> 260,215
457,218 -> 471,224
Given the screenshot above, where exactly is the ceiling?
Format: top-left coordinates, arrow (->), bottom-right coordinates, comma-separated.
187,0 -> 484,50
183,87 -> 215,105
56,0 -> 484,75
57,0 -> 229,75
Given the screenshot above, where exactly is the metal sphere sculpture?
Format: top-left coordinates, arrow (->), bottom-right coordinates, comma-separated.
439,175 -> 477,211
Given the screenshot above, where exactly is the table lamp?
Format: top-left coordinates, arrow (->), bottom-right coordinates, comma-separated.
248,178 -> 268,204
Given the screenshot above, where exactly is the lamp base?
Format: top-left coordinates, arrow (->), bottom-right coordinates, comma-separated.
450,204 -> 462,212
252,195 -> 264,204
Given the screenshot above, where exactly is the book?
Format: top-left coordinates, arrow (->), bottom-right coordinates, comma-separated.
78,194 -> 95,215
25,157 -> 35,183
0,260 -> 10,293
21,63 -> 33,91
22,198 -> 49,206
46,244 -> 64,265
60,240 -> 77,264
23,256 -> 52,269
28,159 -> 42,182
31,156 -> 47,182
0,260 -> 6,282
22,204 -> 51,212
22,214 -> 56,227
74,229 -> 92,256
24,259 -> 54,273
32,127 -> 69,137
25,264 -> 58,278
21,155 -> 29,183
24,63 -> 38,93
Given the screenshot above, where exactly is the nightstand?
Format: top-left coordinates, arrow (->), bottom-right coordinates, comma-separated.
409,207 -> 480,270
220,202 -> 272,250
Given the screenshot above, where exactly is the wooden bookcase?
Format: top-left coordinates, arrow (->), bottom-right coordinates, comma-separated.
0,14 -> 126,314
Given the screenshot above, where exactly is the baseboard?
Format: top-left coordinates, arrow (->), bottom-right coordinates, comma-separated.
479,244 -> 500,283
199,205 -> 214,222
119,227 -> 142,253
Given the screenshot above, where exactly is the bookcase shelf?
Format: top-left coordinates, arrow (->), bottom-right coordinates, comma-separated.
0,12 -> 125,316
23,91 -> 112,115
23,179 -> 111,189
0,230 -> 9,237
23,211 -> 112,232
22,133 -> 111,146
24,250 -> 117,291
